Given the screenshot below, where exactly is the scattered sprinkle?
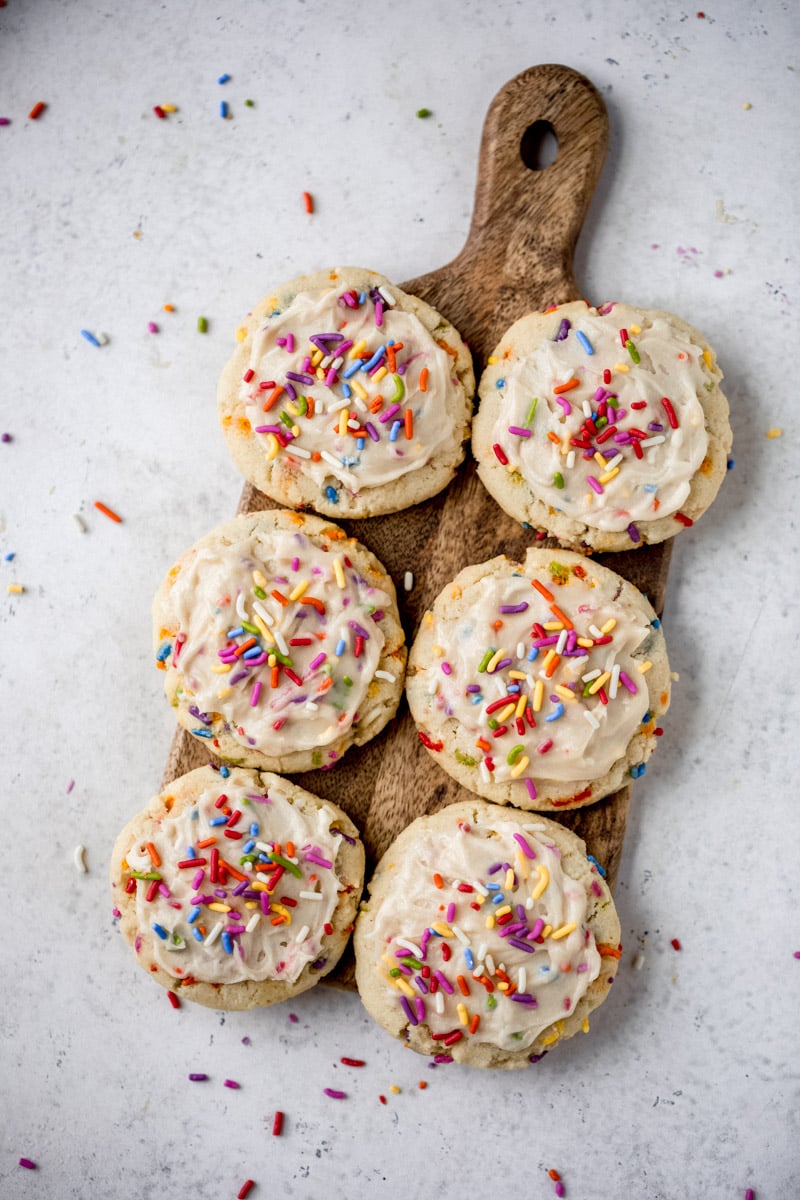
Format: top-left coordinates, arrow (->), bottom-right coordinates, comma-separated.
148,321 -> 159,334
153,105 -> 166,120
742,102 -> 752,110
245,99 -> 254,107
324,1087 -> 347,1099
6,584 -> 23,594
94,500 -> 123,524
745,1191 -> 755,1200
272,1110 -> 284,1136
418,1080 -> 428,1089
237,1181 -> 255,1199
66,779 -> 75,793
0,118 -> 11,126
224,1079 -> 241,1089
28,101 -> 46,120
73,844 -> 88,873
404,571 -> 414,592
188,1073 -> 209,1082
302,191 -> 314,214
80,329 -> 102,347
1,432 -> 11,442
197,316 -> 208,333
670,938 -> 681,951
167,990 -> 180,1009
72,513 -> 87,533
19,1158 -> 36,1170
340,1057 -> 366,1067
416,108 -> 432,118
220,100 -> 229,119
766,427 -> 783,439
218,73 -> 231,84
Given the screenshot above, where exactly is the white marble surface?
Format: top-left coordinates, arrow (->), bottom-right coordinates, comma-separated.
1,1 -> 798,1197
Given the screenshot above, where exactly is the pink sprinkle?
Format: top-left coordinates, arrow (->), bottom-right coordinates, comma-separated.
250,680 -> 262,707
324,1088 -> 347,1099
556,396 -> 572,416
513,833 -> 536,859
19,1158 -> 36,1170
793,951 -> 800,959
745,1191 -> 755,1200
587,475 -> 604,495
148,321 -> 159,334
224,1079 -> 241,1089
286,332 -> 295,354
308,652 -> 327,672
66,779 -> 75,793
524,778 -> 537,801
289,1012 -> 299,1022
555,1184 -> 565,1198
441,661 -> 452,675
0,118 -> 11,127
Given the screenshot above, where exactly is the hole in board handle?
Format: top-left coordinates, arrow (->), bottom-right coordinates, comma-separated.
520,120 -> 559,171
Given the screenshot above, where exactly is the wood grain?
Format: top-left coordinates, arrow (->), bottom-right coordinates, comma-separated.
161,65 -> 673,988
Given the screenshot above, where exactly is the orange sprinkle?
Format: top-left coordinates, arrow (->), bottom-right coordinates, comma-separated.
549,603 -> 574,630
532,579 -> 555,602
468,1013 -> 480,1035
369,394 -> 384,413
270,666 -> 280,688
404,408 -> 413,439
262,385 -> 285,412
286,841 -> 295,858
271,589 -> 290,606
475,737 -> 491,752
549,1169 -> 562,1182
146,842 -> 161,867
219,858 -> 248,882
94,501 -> 122,524
456,975 -> 470,996
387,346 -> 397,372
597,943 -> 623,959
300,596 -> 325,614
436,338 -> 458,359
234,637 -> 257,657
29,101 -> 46,120
163,303 -> 175,313
311,451 -> 321,461
419,367 -> 429,392
196,837 -> 217,849
316,676 -> 334,694
418,1080 -> 428,1090
553,378 -> 579,394
545,653 -> 561,678
432,873 -> 444,889
547,431 -> 562,445
306,396 -> 315,418
302,191 -> 314,213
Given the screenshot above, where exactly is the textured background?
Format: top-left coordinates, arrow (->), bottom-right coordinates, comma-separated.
1,1 -> 797,1197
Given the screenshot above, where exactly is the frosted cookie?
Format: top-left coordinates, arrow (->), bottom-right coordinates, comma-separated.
473,300 -> 732,551
406,548 -> 670,811
354,799 -> 621,1069
111,766 -> 365,1010
218,267 -> 474,517
153,510 -> 406,772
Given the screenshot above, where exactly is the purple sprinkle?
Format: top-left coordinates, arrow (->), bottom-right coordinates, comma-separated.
378,402 -> 401,424
286,371 -> 314,385
400,995 -> 418,1026
619,670 -> 638,695
415,975 -> 429,994
324,1087 -> 347,1099
524,779 -> 538,801
224,1079 -> 240,1090
341,291 -> 357,308
188,1073 -> 209,1082
554,318 -> 571,341
494,658 -> 513,671
348,620 -> 369,639
507,425 -> 532,437
305,852 -> 333,869
499,602 -> 529,614
415,996 -> 426,1020
528,918 -> 545,940
509,992 -> 538,1004
555,1183 -> 565,1198
230,669 -> 249,685
513,833 -> 536,859
289,1012 -> 299,1022
364,421 -> 380,442
627,522 -> 641,544
433,970 -> 454,995
508,937 -> 537,954
375,299 -> 384,326
19,1158 -> 37,1170
528,1051 -> 548,1063
284,381 -> 297,401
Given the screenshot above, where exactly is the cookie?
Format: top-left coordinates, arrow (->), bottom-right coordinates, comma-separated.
218,267 -> 475,517
472,300 -> 732,551
153,509 -> 406,772
406,548 -> 670,811
110,766 -> 365,1010
354,799 -> 621,1069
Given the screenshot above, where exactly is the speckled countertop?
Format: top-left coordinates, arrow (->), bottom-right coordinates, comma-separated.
1,2 -> 798,1197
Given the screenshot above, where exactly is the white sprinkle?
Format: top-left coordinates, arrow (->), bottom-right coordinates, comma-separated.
246,912 -> 261,932
321,450 -> 342,469
582,399 -> 592,418
374,670 -> 396,682
583,708 -> 600,730
485,953 -> 496,975
273,628 -> 289,656
73,844 -> 88,873
582,668 -> 602,682
518,967 -> 526,993
97,332 -> 109,345
632,952 -> 645,971
566,450 -> 576,470
396,937 -> 423,957
236,592 -> 248,620
304,700 -> 319,712
347,417 -> 360,429
315,400 -> 327,415
253,600 -> 274,626
331,356 -> 344,370
404,571 -> 414,592
244,861 -> 254,873
435,991 -> 445,1014
609,663 -> 621,699
480,761 -> 492,784
299,890 -> 323,901
378,286 -> 395,305
427,678 -> 440,697
605,452 -> 624,470
288,444 -> 311,459
255,841 -> 272,853
640,435 -> 666,449
555,629 -> 568,654
328,396 -> 350,413
295,925 -> 310,944
72,513 -> 87,533
450,923 -> 470,946
470,881 -> 489,897
476,943 -> 488,962
204,921 -> 223,947
516,642 -> 526,660
523,822 -> 547,832
589,624 -> 604,639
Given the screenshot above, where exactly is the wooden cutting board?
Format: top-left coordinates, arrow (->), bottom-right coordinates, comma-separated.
162,64 -> 672,986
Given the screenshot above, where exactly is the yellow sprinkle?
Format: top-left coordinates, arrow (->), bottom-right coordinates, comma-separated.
542,649 -> 558,673
550,922 -> 577,940
315,367 -> 326,381
333,558 -> 346,589
515,693 -> 528,719
389,972 -> 415,999
431,643 -> 445,656
349,339 -> 367,360
508,670 -> 528,680
485,914 -> 495,930
251,881 -> 270,892
510,754 -> 530,779
613,362 -> 630,373
541,1025 -> 562,1047
703,348 -> 715,369
593,451 -> 608,469
265,432 -> 280,461
598,467 -> 620,484
533,679 -> 544,712
216,687 -> 232,700
389,1084 -> 401,1094
600,618 -> 617,634
504,867 -> 515,890
6,584 -> 23,594
531,865 -> 549,901
211,663 -> 232,674
310,348 -> 324,366
516,849 -> 531,880
289,579 -> 310,602
338,408 -> 349,436
286,401 -> 299,417
487,355 -> 499,364
543,620 -> 564,631
456,1003 -> 469,1027
637,660 -> 653,673
495,703 -> 516,724
291,424 -> 300,437
270,904 -> 291,921
576,637 -> 594,649
161,103 -> 177,113
588,671 -> 611,695
541,925 -> 552,939
372,366 -> 388,383
486,648 -> 508,673
208,902 -> 231,913
235,326 -> 248,343
350,379 -> 368,401
253,615 -> 275,645
267,653 -> 277,667
430,922 -> 454,937
253,569 -> 267,588
582,1017 -> 590,1033
497,981 -> 510,992
554,685 -> 577,702
630,323 -> 641,335
766,427 -> 783,439
495,904 -> 512,918
742,101 -> 752,110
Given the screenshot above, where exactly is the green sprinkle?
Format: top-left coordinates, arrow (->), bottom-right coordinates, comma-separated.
392,373 -> 405,403
488,718 -> 499,731
269,853 -> 302,878
270,648 -> 294,667
197,316 -> 208,333
253,586 -> 266,600
487,994 -> 497,1010
312,750 -> 323,767
454,750 -> 477,767
389,967 -> 401,977
343,675 -> 353,687
553,472 -> 564,489
525,397 -> 539,427
296,396 -> 308,416
244,99 -> 254,107
240,620 -> 260,635
130,870 -> 162,881
477,648 -> 494,673
506,744 -> 525,765
416,107 -> 432,118
549,561 -> 570,584
398,955 -> 424,970
625,338 -> 640,364
280,410 -> 294,428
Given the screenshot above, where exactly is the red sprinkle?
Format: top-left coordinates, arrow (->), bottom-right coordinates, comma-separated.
671,938 -> 682,951
153,105 -> 166,119
272,1111 -> 284,1137
548,1170 -> 562,1182
302,191 -> 314,214
167,990 -> 180,1009
418,731 -> 443,752
492,442 -> 509,465
379,1095 -> 387,1105
238,1181 -> 256,1199
340,1057 -> 366,1067
29,101 -> 46,119
674,512 -> 694,527
243,368 -> 255,383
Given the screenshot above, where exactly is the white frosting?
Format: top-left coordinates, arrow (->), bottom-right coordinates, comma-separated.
163,529 -> 393,761
366,817 -> 602,1053
241,288 -> 458,495
491,306 -> 710,531
418,562 -> 652,788
124,778 -> 347,984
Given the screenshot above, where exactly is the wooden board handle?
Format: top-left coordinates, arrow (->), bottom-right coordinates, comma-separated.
403,64 -> 609,360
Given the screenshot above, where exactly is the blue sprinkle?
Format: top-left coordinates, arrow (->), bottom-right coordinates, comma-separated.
576,329 -> 594,355
586,855 -> 606,878
641,710 -> 652,725
342,383 -> 352,398
221,931 -> 233,955
491,892 -> 506,905
218,72 -> 231,84
325,485 -> 339,504
4,552 -> 15,561
464,948 -> 475,969
652,617 -> 661,629
243,646 -> 263,659
335,638 -> 347,656
643,484 -> 658,494
184,847 -> 197,859
156,642 -> 171,662
152,923 -> 168,940
361,346 -> 386,372
249,823 -> 259,836
470,694 -> 483,705
359,291 -> 366,304
227,626 -> 244,638
242,839 -> 255,854
80,329 -> 101,347
507,683 -> 521,693
220,100 -> 228,118
727,457 -> 735,470
389,420 -> 402,442
485,882 -> 501,892
496,378 -> 505,388
630,763 -> 646,779
192,728 -> 214,738
356,437 -> 365,450
527,646 -> 539,662
545,702 -> 564,723
219,765 -> 230,778
192,928 -> 204,943
209,816 -> 228,827
188,906 -> 201,924
342,360 -> 364,379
